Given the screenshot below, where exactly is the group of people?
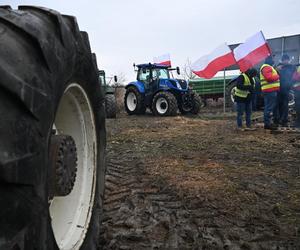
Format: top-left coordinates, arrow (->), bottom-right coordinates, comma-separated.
235,54 -> 300,130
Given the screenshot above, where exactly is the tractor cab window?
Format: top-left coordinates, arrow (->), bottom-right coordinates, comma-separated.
152,68 -> 169,80
99,75 -> 105,85
138,68 -> 151,83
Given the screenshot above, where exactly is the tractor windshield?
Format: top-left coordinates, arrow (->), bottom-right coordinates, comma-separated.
152,68 -> 170,80
99,74 -> 105,85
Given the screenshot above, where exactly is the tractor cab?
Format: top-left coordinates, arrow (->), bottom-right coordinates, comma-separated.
135,63 -> 187,95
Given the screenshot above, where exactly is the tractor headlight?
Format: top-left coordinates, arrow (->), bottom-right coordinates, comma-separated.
176,82 -> 182,90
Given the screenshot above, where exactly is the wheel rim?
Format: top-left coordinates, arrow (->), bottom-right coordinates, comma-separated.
127,92 -> 137,111
49,84 -> 97,250
230,87 -> 236,103
156,97 -> 168,114
289,90 -> 295,107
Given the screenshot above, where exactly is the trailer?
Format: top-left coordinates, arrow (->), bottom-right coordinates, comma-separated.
189,75 -> 237,107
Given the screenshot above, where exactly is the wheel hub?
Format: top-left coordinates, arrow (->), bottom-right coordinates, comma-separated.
50,134 -> 78,197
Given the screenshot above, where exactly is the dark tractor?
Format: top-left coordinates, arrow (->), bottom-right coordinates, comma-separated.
124,63 -> 202,116
99,70 -> 117,118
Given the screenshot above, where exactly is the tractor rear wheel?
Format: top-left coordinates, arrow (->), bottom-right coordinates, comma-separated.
0,6 -> 106,250
152,91 -> 177,116
124,86 -> 146,115
105,94 -> 117,118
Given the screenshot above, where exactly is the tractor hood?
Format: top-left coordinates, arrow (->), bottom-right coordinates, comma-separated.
160,78 -> 188,91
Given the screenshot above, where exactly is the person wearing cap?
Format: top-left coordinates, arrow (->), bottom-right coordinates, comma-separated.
234,68 -> 257,130
260,56 -> 280,130
275,54 -> 296,126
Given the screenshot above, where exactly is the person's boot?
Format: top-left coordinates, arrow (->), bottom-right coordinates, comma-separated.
264,124 -> 278,130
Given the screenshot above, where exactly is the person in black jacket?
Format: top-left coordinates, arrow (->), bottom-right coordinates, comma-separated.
234,68 -> 258,130
275,54 -> 296,126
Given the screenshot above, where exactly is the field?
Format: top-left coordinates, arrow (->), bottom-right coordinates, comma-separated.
99,110 -> 300,249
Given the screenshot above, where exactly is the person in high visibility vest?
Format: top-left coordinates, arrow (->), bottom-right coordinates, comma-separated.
292,65 -> 300,128
275,54 -> 295,126
234,68 -> 258,130
260,56 -> 280,130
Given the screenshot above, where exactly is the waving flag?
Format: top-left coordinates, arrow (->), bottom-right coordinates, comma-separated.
191,43 -> 236,79
234,31 -> 271,72
153,54 -> 171,67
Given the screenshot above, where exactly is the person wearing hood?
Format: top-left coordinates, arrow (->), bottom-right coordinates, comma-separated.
260,56 -> 280,130
275,54 -> 295,126
234,68 -> 257,130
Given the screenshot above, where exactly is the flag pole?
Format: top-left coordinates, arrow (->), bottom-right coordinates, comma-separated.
223,68 -> 226,113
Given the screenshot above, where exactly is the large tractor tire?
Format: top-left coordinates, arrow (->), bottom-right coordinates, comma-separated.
225,81 -> 237,111
0,6 -> 106,250
190,93 -> 202,114
124,86 -> 146,115
179,93 -> 202,115
105,94 -> 117,118
152,91 -> 177,116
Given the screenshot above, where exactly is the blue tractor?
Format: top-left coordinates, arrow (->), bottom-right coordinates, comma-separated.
124,63 -> 202,116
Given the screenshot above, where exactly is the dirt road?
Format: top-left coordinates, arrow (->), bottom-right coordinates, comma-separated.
99,113 -> 300,249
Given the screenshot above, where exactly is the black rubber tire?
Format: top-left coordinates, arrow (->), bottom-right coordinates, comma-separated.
225,82 -> 237,111
201,98 -> 207,108
178,93 -> 202,115
105,94 -> 117,118
288,90 -> 295,108
152,91 -> 178,116
190,93 -> 202,114
0,6 -> 106,250
124,86 -> 146,115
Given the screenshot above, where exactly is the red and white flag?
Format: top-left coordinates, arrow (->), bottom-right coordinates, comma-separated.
153,54 -> 171,67
191,43 -> 236,79
234,31 -> 271,72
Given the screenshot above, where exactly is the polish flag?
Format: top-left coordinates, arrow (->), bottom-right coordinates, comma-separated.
191,43 -> 236,79
234,31 -> 271,72
153,54 -> 171,67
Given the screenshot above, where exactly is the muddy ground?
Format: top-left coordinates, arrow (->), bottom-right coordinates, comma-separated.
99,110 -> 300,250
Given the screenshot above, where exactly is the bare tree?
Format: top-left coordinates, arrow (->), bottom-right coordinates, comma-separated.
182,58 -> 197,81
108,72 -> 127,86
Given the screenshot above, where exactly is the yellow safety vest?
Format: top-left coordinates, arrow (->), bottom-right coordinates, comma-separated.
260,64 -> 280,92
235,73 -> 251,98
293,66 -> 300,91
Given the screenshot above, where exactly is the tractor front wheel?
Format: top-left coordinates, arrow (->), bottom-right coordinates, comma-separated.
190,93 -> 202,114
179,93 -> 202,115
152,92 -> 177,116
124,86 -> 146,115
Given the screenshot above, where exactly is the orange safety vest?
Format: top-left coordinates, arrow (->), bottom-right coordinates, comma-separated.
260,64 -> 280,92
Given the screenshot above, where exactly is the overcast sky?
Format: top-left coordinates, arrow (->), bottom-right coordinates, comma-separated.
8,0 -> 300,80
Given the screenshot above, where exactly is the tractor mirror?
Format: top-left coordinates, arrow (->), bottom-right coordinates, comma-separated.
176,67 -> 180,75
114,75 -> 118,83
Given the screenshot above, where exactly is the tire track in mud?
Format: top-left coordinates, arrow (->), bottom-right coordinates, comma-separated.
99,149 -> 300,250
99,151 -> 200,249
